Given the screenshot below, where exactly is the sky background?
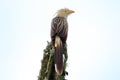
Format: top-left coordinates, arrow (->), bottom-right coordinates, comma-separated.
0,0 -> 120,80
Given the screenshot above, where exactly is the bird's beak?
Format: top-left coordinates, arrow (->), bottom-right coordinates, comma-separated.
69,10 -> 75,14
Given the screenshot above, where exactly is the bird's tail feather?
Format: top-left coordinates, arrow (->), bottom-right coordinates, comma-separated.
54,36 -> 63,75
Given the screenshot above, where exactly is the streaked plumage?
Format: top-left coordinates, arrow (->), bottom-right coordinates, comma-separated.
50,8 -> 74,75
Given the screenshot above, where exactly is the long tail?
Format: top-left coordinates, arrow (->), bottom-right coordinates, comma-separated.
54,36 -> 63,75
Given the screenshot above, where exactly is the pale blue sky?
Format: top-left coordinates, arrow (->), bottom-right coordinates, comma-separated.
0,0 -> 120,80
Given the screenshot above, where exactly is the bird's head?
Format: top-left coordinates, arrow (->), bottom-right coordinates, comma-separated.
57,8 -> 75,18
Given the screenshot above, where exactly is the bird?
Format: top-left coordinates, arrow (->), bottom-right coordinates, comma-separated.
50,8 -> 74,75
